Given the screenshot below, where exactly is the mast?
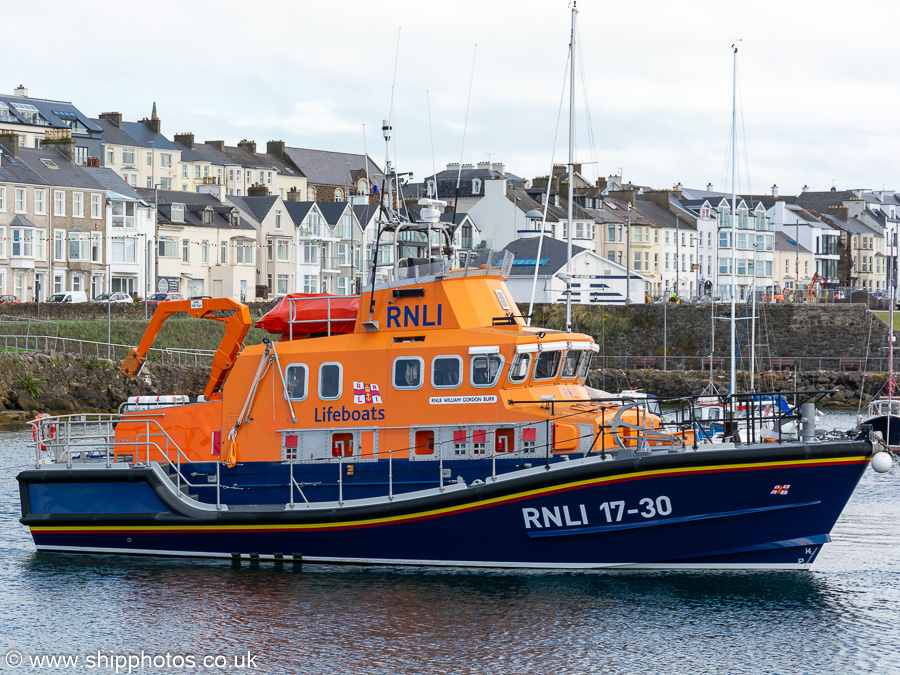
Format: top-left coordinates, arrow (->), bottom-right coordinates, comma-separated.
566,2 -> 577,332
729,42 -> 738,401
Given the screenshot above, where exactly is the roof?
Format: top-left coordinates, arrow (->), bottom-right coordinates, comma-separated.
283,147 -> 382,187
352,203 -> 381,229
316,201 -> 351,226
81,166 -> 143,199
138,188 -> 254,231
91,118 -> 178,150
8,148 -> 107,190
0,94 -> 100,132
632,200 -> 695,229
284,201 -> 316,223
774,231 -> 812,253
222,145 -> 278,170
793,190 -> 863,213
231,195 -> 278,222
503,237 -> 587,276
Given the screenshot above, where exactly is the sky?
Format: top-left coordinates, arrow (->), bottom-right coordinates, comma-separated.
6,0 -> 900,197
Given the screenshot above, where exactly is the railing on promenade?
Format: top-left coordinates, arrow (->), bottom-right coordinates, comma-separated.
598,355 -> 888,373
0,334 -> 213,367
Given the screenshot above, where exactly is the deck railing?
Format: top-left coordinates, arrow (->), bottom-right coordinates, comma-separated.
0,334 -> 214,366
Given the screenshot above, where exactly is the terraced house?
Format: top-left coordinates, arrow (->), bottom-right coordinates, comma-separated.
0,131 -> 151,300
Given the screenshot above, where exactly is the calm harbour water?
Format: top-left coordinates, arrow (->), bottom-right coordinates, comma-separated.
0,411 -> 898,675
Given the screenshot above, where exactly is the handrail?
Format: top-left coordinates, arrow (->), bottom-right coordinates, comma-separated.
0,333 -> 214,366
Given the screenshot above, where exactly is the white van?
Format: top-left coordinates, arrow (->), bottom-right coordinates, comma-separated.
47,291 -> 88,303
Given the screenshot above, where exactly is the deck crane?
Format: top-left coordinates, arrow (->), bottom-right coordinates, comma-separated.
120,298 -> 252,401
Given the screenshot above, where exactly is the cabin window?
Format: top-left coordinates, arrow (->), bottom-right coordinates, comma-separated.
473,429 -> 487,454
285,364 -> 308,401
494,289 -> 510,311
432,355 -> 462,388
471,354 -> 503,387
332,432 -> 353,457
560,350 -> 582,380
508,353 -> 532,384
318,362 -> 342,400
522,427 -> 537,453
393,356 -> 424,390
452,429 -> 468,455
533,350 -> 562,381
578,352 -> 593,382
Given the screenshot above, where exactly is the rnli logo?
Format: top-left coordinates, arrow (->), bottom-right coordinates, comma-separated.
771,484 -> 790,495
386,304 -> 443,328
353,382 -> 382,405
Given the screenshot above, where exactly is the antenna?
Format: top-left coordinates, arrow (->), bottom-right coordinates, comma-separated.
451,44 -> 478,226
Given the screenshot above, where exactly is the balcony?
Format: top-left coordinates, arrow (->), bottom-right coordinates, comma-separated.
321,257 -> 341,273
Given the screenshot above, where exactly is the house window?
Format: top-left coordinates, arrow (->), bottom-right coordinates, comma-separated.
146,152 -> 152,166
276,274 -> 289,295
171,204 -> 184,223
285,364 -> 308,401
68,233 -> 89,260
72,275 -> 82,292
335,188 -> 344,201
341,215 -> 352,238
472,178 -> 482,195
235,241 -> 253,264
220,241 -> 227,264
53,274 -> 63,294
158,236 -> 178,257
393,357 -> 423,390
0,227 -> 5,257
182,239 -> 189,262
161,154 -> 172,169
112,201 -> 135,227
11,228 -> 33,257
73,192 -> 84,218
229,169 -> 234,182
303,275 -> 317,293
246,171 -> 251,184
53,230 -> 65,260
318,363 -> 342,401
307,187 -> 316,201
15,188 -> 26,213
182,165 -> 189,178
303,241 -> 318,263
106,148 -> 115,165
112,237 -> 136,263
202,209 -> 212,224
201,241 -> 209,264
275,210 -> 282,230
204,165 -> 210,178
34,189 -> 46,215
91,233 -> 101,262
122,148 -> 135,164
160,178 -> 171,190
276,241 -> 289,261
91,194 -> 102,219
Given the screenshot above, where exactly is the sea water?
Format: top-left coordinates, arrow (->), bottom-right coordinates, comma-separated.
0,412 -> 897,674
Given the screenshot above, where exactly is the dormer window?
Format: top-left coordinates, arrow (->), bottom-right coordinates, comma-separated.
203,208 -> 213,225
358,179 -> 368,195
171,204 -> 184,223
472,178 -> 482,195
308,187 -> 316,201
335,188 -> 344,201
230,210 -> 239,226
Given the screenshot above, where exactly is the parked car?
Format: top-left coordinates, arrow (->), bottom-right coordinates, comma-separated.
0,295 -> 20,303
92,292 -> 134,304
47,291 -> 88,303
147,292 -> 184,303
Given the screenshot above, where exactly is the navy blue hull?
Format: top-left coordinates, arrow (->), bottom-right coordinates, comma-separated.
18,442 -> 871,569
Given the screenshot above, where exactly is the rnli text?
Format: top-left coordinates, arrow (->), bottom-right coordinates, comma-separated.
387,304 -> 443,328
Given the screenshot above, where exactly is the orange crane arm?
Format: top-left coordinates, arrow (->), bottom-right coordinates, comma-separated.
120,298 -> 252,401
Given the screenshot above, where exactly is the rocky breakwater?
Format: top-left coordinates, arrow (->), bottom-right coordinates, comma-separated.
0,352 -> 207,421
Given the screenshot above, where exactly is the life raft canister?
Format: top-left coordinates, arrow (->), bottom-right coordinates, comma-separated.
32,413 -> 56,452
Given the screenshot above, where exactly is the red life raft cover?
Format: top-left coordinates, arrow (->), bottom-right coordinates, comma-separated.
255,294 -> 360,338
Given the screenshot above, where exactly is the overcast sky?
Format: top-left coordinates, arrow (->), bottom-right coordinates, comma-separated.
7,0 -> 899,196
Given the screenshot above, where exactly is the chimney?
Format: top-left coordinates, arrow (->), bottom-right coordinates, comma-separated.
14,85 -> 27,98
644,190 -> 672,208
0,132 -> 19,157
477,161 -> 492,170
286,187 -> 302,202
43,129 -> 75,161
206,140 -> 225,152
140,117 -> 161,135
771,184 -> 779,198
827,205 -> 850,221
446,162 -> 460,171
174,132 -> 194,149
596,177 -> 608,191
495,163 -> 505,175
238,139 -> 257,155
247,184 -> 268,196
267,140 -> 285,158
99,111 -> 123,128
607,189 -> 637,207
673,182 -> 683,195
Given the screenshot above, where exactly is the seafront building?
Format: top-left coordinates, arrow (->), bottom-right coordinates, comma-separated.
0,83 -> 895,304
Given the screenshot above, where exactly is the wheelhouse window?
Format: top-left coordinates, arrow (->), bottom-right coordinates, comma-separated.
533,349 -> 562,381
318,362 -> 342,400
560,350 -> 582,380
285,364 -> 308,401
508,353 -> 532,384
578,351 -> 593,382
432,355 -> 462,389
393,356 -> 423,390
471,354 -> 503,387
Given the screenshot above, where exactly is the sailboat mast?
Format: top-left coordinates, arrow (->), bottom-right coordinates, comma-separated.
566,2 -> 577,332
730,43 -> 738,401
